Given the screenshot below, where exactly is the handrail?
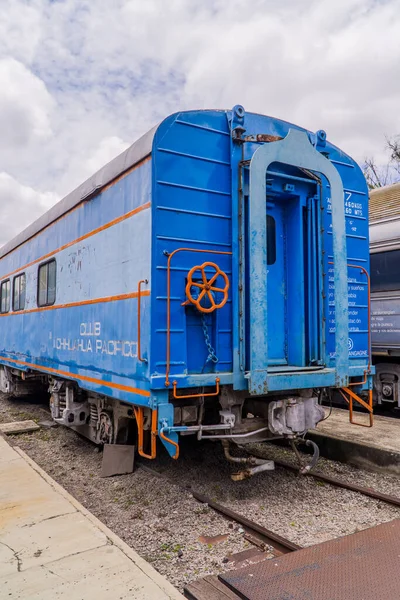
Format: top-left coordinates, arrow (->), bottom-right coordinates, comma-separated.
137,279 -> 148,363
347,264 -> 371,384
165,247 -> 232,387
133,406 -> 157,459
327,262 -> 373,426
172,377 -> 220,399
328,262 -> 371,384
339,388 -> 373,428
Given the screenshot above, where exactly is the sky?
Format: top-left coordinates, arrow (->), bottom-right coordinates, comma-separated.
0,0 -> 399,245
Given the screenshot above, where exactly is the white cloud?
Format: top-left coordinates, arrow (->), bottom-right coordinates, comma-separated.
0,0 -> 399,246
63,136 -> 131,193
0,58 -> 54,148
0,173 -> 58,245
0,2 -> 42,64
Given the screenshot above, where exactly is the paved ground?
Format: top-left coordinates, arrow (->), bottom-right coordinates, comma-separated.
315,407 -> 400,452
0,433 -> 184,600
311,407 -> 400,474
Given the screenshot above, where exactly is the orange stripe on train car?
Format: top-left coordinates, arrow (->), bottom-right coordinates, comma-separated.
0,155 -> 151,266
0,355 -> 151,397
0,200 -> 151,280
0,289 -> 151,317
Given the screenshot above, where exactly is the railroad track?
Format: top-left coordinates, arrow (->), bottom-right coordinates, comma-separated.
140,457 -> 400,557
174,462 -> 400,600
139,463 -> 299,556
275,458 -> 400,507
191,491 -> 300,555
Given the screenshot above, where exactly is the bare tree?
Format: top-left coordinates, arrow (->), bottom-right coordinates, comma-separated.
363,157 -> 391,189
387,135 -> 400,177
363,135 -> 400,189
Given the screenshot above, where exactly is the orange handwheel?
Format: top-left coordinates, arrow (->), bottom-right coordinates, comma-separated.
185,262 -> 229,313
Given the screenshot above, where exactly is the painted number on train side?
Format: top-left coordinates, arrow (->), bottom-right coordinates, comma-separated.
327,192 -> 364,217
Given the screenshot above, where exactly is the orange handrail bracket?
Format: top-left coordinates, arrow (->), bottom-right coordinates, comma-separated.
172,377 -> 220,399
133,406 -> 157,459
165,247 -> 232,387
137,279 -> 149,362
159,428 -> 180,460
341,387 -> 373,428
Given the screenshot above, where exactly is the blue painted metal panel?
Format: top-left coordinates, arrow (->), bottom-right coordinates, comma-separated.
266,368 -> 336,391
0,159 -> 153,405
324,185 -> 370,368
151,112 -> 233,385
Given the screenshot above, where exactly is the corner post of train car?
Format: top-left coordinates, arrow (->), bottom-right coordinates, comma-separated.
228,105 -> 249,391
248,128 -> 349,390
248,144 -> 270,395
326,164 -> 349,386
156,390 -> 180,459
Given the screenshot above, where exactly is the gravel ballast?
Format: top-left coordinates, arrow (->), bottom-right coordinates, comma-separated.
1,393 -> 399,592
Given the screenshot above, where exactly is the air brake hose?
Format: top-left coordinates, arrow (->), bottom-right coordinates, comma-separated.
299,439 -> 320,474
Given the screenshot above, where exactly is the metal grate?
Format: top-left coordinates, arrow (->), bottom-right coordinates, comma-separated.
220,519 -> 400,600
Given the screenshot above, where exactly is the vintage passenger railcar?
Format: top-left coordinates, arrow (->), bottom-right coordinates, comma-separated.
370,182 -> 400,409
0,106 -> 373,472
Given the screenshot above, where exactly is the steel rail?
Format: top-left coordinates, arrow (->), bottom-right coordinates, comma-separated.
240,444 -> 400,508
191,491 -> 301,555
140,459 -> 400,556
273,458 -> 400,507
138,464 -> 300,555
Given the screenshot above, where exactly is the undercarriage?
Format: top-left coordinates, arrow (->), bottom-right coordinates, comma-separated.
0,365 -> 325,478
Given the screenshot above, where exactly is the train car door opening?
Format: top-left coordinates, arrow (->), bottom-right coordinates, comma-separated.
265,200 -> 287,365
263,179 -> 321,369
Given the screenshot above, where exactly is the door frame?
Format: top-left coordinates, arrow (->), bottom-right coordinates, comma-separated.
246,128 -> 348,394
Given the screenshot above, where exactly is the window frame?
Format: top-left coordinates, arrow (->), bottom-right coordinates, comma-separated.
266,214 -> 277,265
0,279 -> 11,314
370,249 -> 400,293
12,272 -> 26,312
37,259 -> 57,307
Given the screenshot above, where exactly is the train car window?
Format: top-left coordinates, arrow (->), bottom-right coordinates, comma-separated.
370,250 -> 400,292
13,273 -> 26,311
267,215 -> 276,265
38,260 -> 56,306
0,280 -> 10,313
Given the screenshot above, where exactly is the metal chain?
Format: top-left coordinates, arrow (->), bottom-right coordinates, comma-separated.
201,313 -> 219,365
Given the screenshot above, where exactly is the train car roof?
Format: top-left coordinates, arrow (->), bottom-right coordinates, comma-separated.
370,181 -> 400,223
0,107 -> 365,260
0,124 -> 158,260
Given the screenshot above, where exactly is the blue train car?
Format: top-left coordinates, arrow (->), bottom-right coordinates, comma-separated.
0,106 -> 373,472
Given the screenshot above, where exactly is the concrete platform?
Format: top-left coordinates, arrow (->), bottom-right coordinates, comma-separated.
0,434 -> 184,600
309,407 -> 400,475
